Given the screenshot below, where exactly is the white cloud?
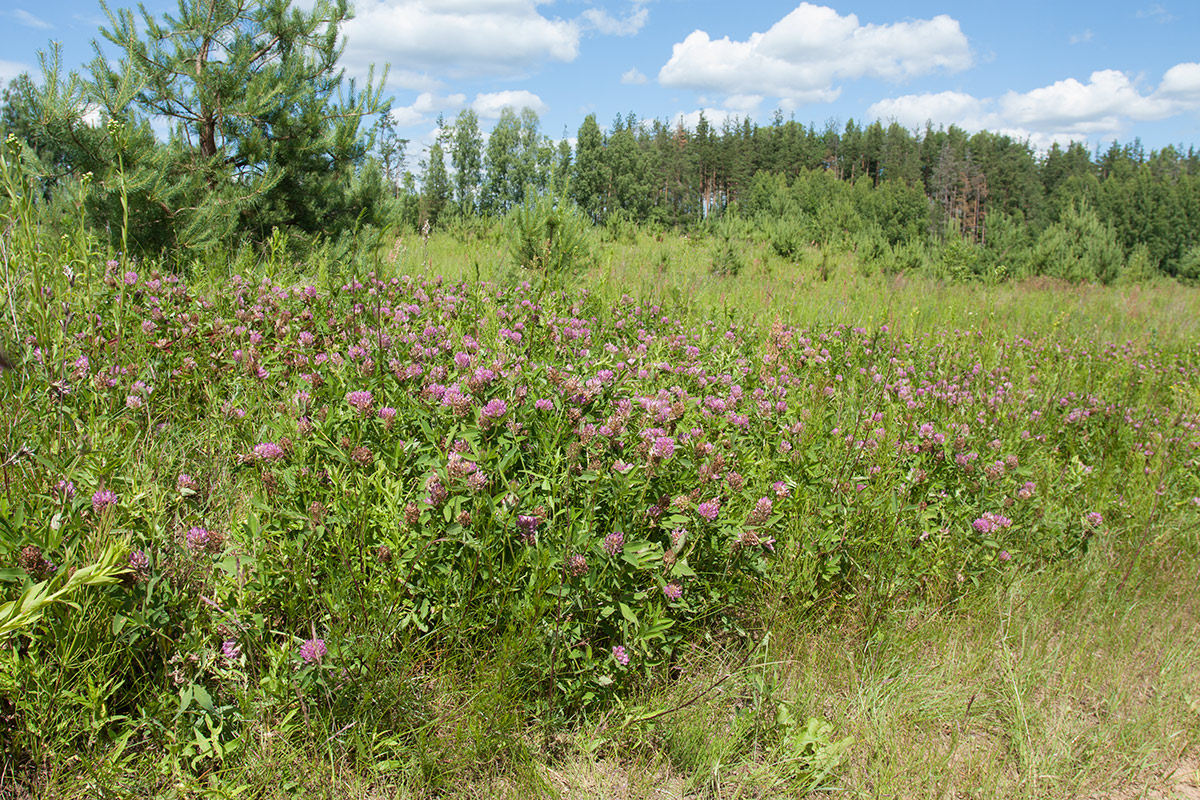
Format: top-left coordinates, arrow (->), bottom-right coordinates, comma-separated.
0,60 -> 31,84
581,4 -> 648,36
472,90 -> 547,119
389,91 -> 467,127
998,70 -> 1171,133
867,62 -> 1200,149
342,1 -> 581,88
620,67 -> 647,85
1069,29 -> 1093,44
8,8 -> 52,29
1157,62 -> 1200,107
658,3 -> 970,108
1137,4 -> 1174,23
670,108 -> 750,133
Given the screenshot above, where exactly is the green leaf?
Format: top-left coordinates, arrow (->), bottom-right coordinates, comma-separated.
619,602 -> 638,626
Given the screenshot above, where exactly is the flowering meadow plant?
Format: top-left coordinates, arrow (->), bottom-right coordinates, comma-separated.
2,257 -> 1198,778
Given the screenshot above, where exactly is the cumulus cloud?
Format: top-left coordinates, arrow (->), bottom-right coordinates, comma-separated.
472,90 -> 547,119
342,1 -> 581,89
620,67 -> 647,85
389,91 -> 467,127
867,62 -> 1200,148
658,3 -> 971,108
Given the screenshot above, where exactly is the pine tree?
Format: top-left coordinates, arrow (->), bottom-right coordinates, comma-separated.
30,0 -> 387,251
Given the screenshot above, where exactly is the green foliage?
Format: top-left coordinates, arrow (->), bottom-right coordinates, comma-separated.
20,0 -> 387,253
504,188 -> 595,280
1029,200 -> 1125,283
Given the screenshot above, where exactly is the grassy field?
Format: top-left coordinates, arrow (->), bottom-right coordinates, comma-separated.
1,222 -> 1198,799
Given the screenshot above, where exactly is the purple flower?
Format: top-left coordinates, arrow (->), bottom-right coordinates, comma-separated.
746,496 -> 773,526
125,395 -> 143,410
1085,512 -> 1103,529
650,436 -> 676,459
516,515 -> 539,543
481,398 -> 508,420
55,479 -> 76,502
377,406 -> 397,428
128,549 -> 150,575
222,640 -> 241,660
534,398 -> 553,411
697,499 -> 720,521
346,390 -> 374,414
663,582 -> 683,601
972,512 -> 1013,535
568,553 -> 588,577
603,530 -> 625,555
253,442 -> 285,461
186,526 -> 211,551
123,271 -> 139,286
612,645 -> 630,667
178,473 -> 199,493
92,489 -> 118,513
299,638 -> 326,664
998,550 -> 1012,563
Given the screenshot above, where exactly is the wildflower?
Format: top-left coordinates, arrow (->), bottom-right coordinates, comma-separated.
998,550 -> 1012,563
128,549 -> 150,580
253,442 -> 285,461
1085,512 -> 1103,529
377,406 -> 397,428
222,640 -> 241,661
123,271 -> 139,286
424,474 -> 448,507
516,515 -> 539,544
92,489 -> 118,513
649,435 -> 676,459
481,398 -> 508,420
663,582 -> 683,601
186,526 -> 212,551
346,390 -> 374,414
612,645 -> 630,667
1017,481 -> 1036,500
351,446 -> 373,467
568,553 -> 588,577
697,499 -> 720,521
55,479 -> 76,502
772,480 -> 790,498
972,512 -> 1013,535
466,470 -> 489,493
299,638 -> 326,664
125,395 -> 143,410
18,545 -> 56,580
746,496 -> 773,526
603,530 -> 625,555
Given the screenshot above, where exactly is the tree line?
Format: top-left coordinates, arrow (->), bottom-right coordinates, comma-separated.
1,0 -> 1198,282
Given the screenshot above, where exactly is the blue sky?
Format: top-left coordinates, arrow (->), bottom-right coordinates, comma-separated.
3,0 -> 1199,156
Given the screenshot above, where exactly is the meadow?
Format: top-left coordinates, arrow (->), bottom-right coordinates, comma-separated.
1,213 -> 1199,799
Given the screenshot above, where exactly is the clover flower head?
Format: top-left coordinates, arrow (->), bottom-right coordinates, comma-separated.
92,489 -> 118,513
299,638 -> 326,664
